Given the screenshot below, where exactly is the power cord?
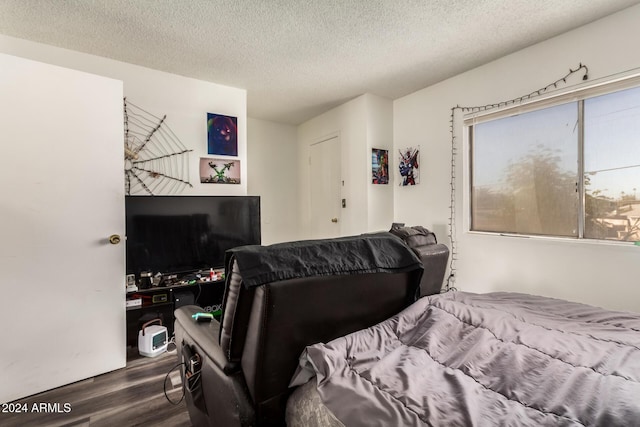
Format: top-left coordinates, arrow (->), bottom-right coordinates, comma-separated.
163,362 -> 203,405
195,282 -> 202,305
163,362 -> 186,405
166,334 -> 177,353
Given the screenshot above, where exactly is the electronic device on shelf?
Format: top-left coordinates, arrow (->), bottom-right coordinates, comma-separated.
126,274 -> 136,286
160,273 -> 179,287
126,298 -> 142,308
152,293 -> 168,304
139,271 -> 153,289
125,195 -> 261,281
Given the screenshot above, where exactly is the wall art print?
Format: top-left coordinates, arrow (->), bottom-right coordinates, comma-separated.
372,148 -> 389,184
207,113 -> 238,156
200,158 -> 241,184
398,146 -> 420,186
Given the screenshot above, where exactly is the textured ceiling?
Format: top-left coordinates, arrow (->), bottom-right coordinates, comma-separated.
1,0 -> 639,125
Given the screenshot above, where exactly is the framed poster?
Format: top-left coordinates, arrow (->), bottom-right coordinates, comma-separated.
207,113 -> 238,156
200,158 -> 241,184
398,146 -> 420,186
372,148 -> 389,184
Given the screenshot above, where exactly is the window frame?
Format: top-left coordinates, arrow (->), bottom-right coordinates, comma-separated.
464,71 -> 640,244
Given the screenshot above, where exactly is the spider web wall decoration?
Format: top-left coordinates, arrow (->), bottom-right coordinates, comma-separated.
123,98 -> 193,195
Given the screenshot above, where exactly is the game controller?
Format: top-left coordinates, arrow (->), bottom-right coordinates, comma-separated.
192,312 -> 214,322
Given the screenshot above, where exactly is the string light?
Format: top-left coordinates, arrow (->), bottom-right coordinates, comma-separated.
445,63 -> 589,292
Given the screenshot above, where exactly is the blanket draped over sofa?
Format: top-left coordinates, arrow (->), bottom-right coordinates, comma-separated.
226,233 -> 423,288
291,291 -> 640,426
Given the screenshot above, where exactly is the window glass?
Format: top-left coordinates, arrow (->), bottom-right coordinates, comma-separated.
472,103 -> 579,236
584,86 -> 640,241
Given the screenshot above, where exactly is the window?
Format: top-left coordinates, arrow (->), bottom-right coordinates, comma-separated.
470,83 -> 640,242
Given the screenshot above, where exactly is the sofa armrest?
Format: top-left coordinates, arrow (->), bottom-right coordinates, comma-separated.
175,305 -> 255,427
174,305 -> 239,374
388,226 -> 449,296
412,243 -> 449,297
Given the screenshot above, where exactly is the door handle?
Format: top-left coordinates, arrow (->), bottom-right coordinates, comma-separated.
109,234 -> 122,245
331,218 -> 338,223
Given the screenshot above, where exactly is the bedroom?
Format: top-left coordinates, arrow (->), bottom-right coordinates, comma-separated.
1,1 -> 639,426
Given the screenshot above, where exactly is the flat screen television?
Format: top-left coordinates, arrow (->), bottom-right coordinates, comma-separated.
125,195 -> 261,279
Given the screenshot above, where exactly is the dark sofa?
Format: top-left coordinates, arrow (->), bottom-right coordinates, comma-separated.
173,231 -> 449,426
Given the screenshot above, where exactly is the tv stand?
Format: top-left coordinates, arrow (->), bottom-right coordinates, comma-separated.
125,278 -> 225,347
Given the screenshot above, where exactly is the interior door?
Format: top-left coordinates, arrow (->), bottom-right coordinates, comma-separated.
310,136 -> 341,238
0,53 -> 125,403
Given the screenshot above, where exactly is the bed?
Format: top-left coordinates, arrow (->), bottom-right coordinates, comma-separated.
288,291 -> 640,426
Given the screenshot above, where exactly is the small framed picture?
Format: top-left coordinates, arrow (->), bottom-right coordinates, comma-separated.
398,146 -> 420,186
200,158 -> 241,184
372,148 -> 389,184
207,113 -> 238,156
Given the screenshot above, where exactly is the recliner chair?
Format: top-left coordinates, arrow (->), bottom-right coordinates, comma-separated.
174,233 -> 447,426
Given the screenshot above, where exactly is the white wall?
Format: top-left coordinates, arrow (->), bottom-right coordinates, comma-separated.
366,94 -> 394,232
0,34 -> 248,196
297,94 -> 394,238
394,5 -> 640,313
247,118 -> 300,244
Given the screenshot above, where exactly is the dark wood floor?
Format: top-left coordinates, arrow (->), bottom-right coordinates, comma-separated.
0,346 -> 191,427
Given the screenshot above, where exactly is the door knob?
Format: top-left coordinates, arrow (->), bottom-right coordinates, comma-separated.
109,234 -> 122,245
331,218 -> 338,223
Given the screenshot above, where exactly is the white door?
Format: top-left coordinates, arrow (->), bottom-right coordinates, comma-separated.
310,136 -> 341,238
0,53 -> 125,403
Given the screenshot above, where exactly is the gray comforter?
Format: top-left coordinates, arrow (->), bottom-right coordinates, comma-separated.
290,292 -> 640,426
